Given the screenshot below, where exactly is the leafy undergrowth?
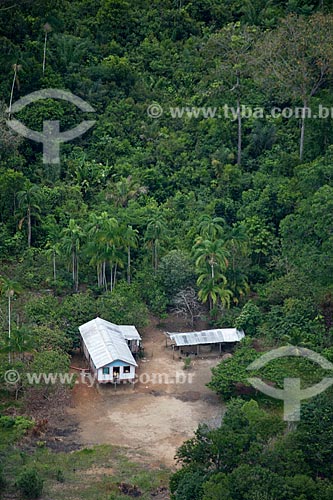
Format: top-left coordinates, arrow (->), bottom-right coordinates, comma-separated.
2,444 -> 170,499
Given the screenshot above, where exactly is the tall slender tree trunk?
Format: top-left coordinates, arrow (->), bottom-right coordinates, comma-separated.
53,250 -> 56,281
8,66 -> 17,119
8,294 -> 11,364
231,242 -> 236,272
43,31 -> 48,74
72,251 -> 79,292
75,255 -> 79,292
127,247 -> 131,284
72,251 -> 75,286
113,263 -> 117,289
27,206 -> 31,247
102,261 -> 107,290
154,241 -> 158,272
97,264 -> 100,287
237,94 -> 242,166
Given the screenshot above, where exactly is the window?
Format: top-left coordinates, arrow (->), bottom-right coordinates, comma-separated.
102,367 -> 110,375
123,366 -> 131,374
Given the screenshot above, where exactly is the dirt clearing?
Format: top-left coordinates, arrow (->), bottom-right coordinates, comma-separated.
68,317 -> 225,467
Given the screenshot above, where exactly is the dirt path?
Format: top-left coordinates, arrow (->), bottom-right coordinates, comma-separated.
67,318 -> 225,467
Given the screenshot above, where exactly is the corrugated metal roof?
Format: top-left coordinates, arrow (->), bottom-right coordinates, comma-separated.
95,319 -> 141,341
118,325 -> 141,341
79,317 -> 138,369
169,328 -> 245,347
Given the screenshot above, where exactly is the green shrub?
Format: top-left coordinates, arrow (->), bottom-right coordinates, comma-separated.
24,295 -> 59,326
56,469 -> 64,483
12,416 -> 34,436
157,250 -> 195,301
259,298 -> 325,346
16,468 -> 43,499
183,358 -> 192,370
208,342 -> 258,399
32,325 -> 72,353
56,292 -> 97,348
235,300 -> 262,336
0,416 -> 16,428
0,466 -> 6,492
208,341 -> 328,401
97,283 -> 149,327
29,351 -> 71,387
135,270 -> 168,315
0,415 -> 33,438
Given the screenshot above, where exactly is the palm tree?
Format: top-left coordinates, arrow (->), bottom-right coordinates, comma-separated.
45,241 -> 61,283
225,223 -> 248,271
194,239 -> 229,281
86,212 -> 108,288
17,184 -> 41,247
223,223 -> 249,303
108,242 -> 124,291
86,213 -> 125,291
52,33 -> 89,74
42,23 -> 52,74
8,63 -> 22,118
226,266 -> 249,305
217,286 -> 234,310
121,225 -> 138,284
197,276 -> 233,311
61,219 -> 84,292
106,176 -> 147,208
197,215 -> 225,241
145,216 -> 167,272
0,276 -> 21,363
1,326 -> 35,362
194,238 -> 232,312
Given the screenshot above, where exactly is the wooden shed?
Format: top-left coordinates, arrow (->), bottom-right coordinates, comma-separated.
167,328 -> 245,356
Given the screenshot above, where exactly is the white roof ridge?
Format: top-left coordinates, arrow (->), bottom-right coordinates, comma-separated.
79,318 -> 138,368
96,317 -> 125,361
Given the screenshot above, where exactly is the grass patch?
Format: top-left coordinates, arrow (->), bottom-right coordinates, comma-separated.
2,444 -> 170,500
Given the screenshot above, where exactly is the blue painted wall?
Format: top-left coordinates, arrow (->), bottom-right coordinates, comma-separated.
104,360 -> 133,368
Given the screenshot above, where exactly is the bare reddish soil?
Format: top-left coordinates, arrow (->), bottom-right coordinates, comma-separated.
68,316 -> 225,467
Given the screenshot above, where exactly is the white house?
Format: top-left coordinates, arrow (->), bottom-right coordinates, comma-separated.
79,317 -> 141,384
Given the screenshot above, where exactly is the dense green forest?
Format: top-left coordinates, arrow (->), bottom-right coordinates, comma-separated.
1,0 -> 333,498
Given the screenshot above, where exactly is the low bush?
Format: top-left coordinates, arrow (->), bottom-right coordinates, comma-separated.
16,467 -> 43,499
